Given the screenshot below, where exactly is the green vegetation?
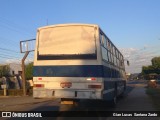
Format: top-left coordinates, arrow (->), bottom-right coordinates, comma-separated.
142,56 -> 160,80
143,57 -> 160,110
25,62 -> 33,80
146,88 -> 160,110
0,65 -> 10,77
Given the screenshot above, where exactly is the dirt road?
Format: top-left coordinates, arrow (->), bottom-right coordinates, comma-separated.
115,83 -> 155,111
105,81 -> 159,120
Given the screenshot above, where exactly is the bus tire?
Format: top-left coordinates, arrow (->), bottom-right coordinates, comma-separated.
119,82 -> 126,97
110,86 -> 117,107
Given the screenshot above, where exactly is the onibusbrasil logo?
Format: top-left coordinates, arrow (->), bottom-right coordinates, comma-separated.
2,112 -> 42,117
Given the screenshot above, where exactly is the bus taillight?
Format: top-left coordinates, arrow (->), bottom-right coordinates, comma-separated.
38,78 -> 42,80
87,78 -> 96,81
34,84 -> 44,88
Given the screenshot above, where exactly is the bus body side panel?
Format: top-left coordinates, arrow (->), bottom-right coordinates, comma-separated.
100,42 -> 126,101
103,80 -> 116,101
101,62 -> 126,101
102,79 -> 126,101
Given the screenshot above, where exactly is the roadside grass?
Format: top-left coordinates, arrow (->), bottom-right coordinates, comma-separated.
146,87 -> 160,111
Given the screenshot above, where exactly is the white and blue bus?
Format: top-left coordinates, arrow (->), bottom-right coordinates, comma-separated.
33,23 -> 127,106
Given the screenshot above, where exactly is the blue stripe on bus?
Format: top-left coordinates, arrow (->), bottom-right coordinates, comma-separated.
33,65 -> 120,78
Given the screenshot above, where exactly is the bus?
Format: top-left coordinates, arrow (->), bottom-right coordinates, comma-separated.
33,23 -> 127,106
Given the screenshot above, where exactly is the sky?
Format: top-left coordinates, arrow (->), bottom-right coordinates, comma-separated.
0,0 -> 160,73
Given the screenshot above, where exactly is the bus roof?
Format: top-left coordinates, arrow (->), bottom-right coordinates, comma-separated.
38,23 -> 99,30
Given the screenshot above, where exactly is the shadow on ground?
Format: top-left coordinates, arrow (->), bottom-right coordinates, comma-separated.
5,85 -> 135,120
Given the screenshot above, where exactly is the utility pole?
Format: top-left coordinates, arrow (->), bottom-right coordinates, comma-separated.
21,51 -> 29,96
20,39 -> 35,96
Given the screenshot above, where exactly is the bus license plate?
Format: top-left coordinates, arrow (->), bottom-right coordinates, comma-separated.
60,82 -> 72,88
61,101 -> 74,105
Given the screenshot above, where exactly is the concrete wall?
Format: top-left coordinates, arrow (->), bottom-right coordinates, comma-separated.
9,63 -> 22,75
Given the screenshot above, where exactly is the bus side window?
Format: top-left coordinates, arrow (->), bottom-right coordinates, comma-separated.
108,51 -> 111,62
107,40 -> 110,51
110,43 -> 113,56
101,34 -> 107,49
100,33 -> 104,46
110,44 -> 114,64
106,50 -> 109,62
106,37 -> 108,48
114,56 -> 117,66
110,53 -> 113,64
117,49 -> 119,56
113,46 -> 115,55
117,58 -> 119,67
103,36 -> 107,48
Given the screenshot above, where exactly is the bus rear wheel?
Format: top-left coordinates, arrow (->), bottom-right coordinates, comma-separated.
110,87 -> 117,107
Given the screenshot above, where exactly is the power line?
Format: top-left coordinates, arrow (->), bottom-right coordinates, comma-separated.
0,53 -> 22,59
0,55 -> 21,60
0,37 -> 20,52
0,16 -> 35,36
0,47 -> 19,53
0,36 -> 17,45
0,44 -> 20,53
0,50 -> 20,54
0,23 -> 33,37
0,37 -> 19,49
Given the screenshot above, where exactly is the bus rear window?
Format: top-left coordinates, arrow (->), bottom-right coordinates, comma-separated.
37,25 -> 96,60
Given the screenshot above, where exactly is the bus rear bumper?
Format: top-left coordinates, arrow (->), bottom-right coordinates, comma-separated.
33,88 -> 54,98
33,89 -> 102,99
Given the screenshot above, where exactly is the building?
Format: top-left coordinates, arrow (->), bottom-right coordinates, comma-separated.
0,63 -> 22,89
0,63 -> 22,76
8,63 -> 22,76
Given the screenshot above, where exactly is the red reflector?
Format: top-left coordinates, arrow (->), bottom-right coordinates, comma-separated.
88,85 -> 101,89
34,84 -> 44,87
38,78 -> 42,80
91,78 -> 96,80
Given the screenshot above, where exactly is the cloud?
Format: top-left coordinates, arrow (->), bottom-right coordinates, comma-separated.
4,58 -> 33,64
119,46 -> 160,73
5,59 -> 21,64
119,48 -> 139,59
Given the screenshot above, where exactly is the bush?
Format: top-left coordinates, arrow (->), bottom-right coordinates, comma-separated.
25,62 -> 33,80
0,89 -> 33,96
0,65 -> 10,77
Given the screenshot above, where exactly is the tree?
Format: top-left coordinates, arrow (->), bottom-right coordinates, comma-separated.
151,57 -> 160,68
142,65 -> 154,75
0,65 -> 10,77
25,62 -> 33,80
151,57 -> 160,74
142,56 -> 160,79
